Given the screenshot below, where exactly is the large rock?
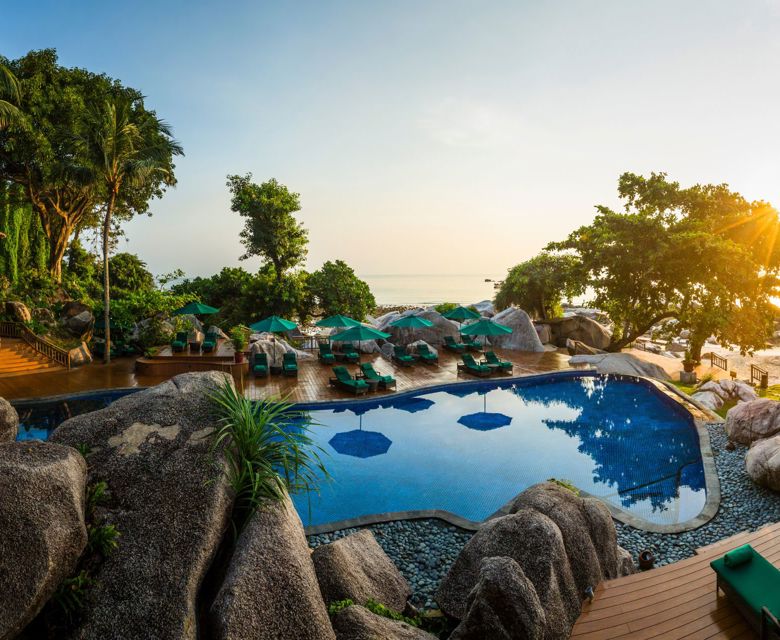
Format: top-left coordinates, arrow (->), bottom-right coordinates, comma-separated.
50,371 -> 235,640
249,333 -> 315,362
566,339 -> 605,356
507,483 -> 632,592
5,300 -> 31,323
437,482 -> 634,640
450,557 -> 545,640
535,324 -> 552,344
68,342 -> 93,367
698,379 -> 757,404
0,396 -> 18,443
210,492 -> 335,640
487,308 -> 545,352
690,390 -> 724,412
376,309 -> 461,347
313,530 -> 411,612
725,399 -> 780,445
0,441 -> 87,639
436,509 -> 579,638
568,353 -> 671,381
746,435 -> 780,491
472,300 -> 495,317
544,316 -> 612,350
59,301 -> 94,337
331,605 -> 435,640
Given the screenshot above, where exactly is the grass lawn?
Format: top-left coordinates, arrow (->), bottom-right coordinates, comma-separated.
671,379 -> 780,419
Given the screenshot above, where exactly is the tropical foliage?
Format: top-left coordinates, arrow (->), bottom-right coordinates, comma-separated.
308,260 -> 375,321
209,380 -> 328,534
539,172 -> 780,356
495,252 -> 583,319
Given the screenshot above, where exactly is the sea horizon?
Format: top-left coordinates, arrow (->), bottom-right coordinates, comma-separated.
360,273 -> 504,306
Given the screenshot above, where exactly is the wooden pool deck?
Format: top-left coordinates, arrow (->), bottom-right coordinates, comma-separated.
0,348 -> 572,401
571,522 -> 780,640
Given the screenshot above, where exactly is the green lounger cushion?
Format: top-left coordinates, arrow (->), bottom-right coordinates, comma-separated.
711,545 -> 780,620
725,545 -> 754,568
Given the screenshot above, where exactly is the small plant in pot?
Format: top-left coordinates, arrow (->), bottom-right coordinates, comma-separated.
230,327 -> 247,363
682,349 -> 696,373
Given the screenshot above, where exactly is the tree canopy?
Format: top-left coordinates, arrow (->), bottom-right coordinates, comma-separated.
494,252 -> 583,319
226,174 -> 308,281
548,172 -> 780,355
0,50 -> 180,281
308,260 -> 376,321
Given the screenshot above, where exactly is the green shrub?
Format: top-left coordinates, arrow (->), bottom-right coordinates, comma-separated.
210,380 -> 329,534
87,523 -> 120,556
434,302 -> 457,315
547,478 -> 580,495
86,481 -> 109,515
327,598 -> 420,627
52,571 -> 93,620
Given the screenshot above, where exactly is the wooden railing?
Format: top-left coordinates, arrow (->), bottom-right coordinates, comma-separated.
751,364 -> 769,388
0,321 -> 71,369
710,352 -> 728,372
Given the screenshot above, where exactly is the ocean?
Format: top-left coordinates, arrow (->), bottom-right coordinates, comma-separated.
361,274 -> 504,306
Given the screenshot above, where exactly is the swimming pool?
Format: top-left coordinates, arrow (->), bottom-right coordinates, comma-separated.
13,372 -> 713,532
292,372 -> 710,531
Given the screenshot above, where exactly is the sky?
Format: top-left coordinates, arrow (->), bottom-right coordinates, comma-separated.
4,1 -> 780,279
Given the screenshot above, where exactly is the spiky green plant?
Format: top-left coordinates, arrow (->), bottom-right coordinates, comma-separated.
86,481 -> 108,516
52,571 -> 93,620
87,523 -> 120,556
210,380 -> 328,533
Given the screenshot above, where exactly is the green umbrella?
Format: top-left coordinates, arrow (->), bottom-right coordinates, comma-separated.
249,315 -> 298,367
330,325 -> 391,357
460,318 -> 512,349
172,301 -> 220,316
443,306 -> 481,323
389,315 -> 434,329
249,315 -> 298,333
316,314 -> 362,329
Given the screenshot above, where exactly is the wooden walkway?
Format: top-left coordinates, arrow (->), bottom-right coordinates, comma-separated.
571,523 -> 780,640
0,348 -> 571,401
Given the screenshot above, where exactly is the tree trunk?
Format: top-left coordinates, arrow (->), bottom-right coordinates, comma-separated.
606,312 -> 679,352
688,334 -> 706,363
102,195 -> 115,364
48,227 -> 71,282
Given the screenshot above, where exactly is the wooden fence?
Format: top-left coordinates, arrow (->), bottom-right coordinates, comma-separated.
750,363 -> 769,388
710,352 -> 728,371
0,321 -> 71,369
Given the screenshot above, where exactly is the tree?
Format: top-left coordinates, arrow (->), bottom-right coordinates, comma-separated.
226,174 -> 308,283
173,267 -> 256,328
0,50 -> 178,282
81,96 -> 182,362
494,252 -> 583,319
549,172 -> 780,355
107,253 -> 154,296
308,260 -> 376,320
0,63 -> 20,128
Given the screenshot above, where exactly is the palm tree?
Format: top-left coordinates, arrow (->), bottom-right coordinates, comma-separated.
0,63 -> 20,128
84,97 -> 183,363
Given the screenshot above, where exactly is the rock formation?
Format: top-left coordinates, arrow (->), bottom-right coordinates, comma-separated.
312,530 -> 411,612
0,441 -> 87,639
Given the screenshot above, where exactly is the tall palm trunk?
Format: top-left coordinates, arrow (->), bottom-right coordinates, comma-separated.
102,193 -> 116,364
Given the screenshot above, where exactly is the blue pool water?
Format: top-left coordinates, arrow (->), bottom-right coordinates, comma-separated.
14,373 -> 707,529
291,373 -> 707,528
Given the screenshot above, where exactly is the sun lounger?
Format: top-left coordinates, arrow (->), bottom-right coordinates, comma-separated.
443,335 -> 467,353
483,350 -> 512,373
318,342 -> 336,364
252,352 -> 269,377
393,345 -> 416,366
283,351 -> 298,376
339,342 -> 360,364
171,331 -> 187,353
416,344 -> 438,364
458,353 -> 492,377
461,336 -> 482,352
202,331 -> 218,353
359,362 -> 396,390
711,544 -> 780,638
329,365 -> 369,395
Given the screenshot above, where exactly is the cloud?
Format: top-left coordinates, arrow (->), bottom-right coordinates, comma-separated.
417,97 -> 527,148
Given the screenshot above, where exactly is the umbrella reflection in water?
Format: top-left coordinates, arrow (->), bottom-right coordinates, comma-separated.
457,390 -> 513,431
328,405 -> 392,459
